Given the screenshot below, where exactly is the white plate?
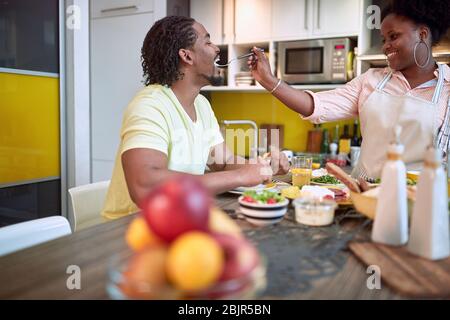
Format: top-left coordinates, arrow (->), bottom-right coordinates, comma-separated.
228,184 -> 277,195
310,181 -> 345,188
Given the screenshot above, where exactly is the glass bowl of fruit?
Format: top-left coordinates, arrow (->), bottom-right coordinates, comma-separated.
106,234 -> 267,300
107,176 -> 267,300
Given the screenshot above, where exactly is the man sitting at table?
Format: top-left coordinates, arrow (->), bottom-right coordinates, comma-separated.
101,16 -> 290,220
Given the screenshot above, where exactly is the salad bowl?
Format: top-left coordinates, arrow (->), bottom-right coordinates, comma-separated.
238,191 -> 289,226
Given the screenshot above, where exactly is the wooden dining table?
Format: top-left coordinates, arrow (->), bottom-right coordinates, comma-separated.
0,179 -> 405,300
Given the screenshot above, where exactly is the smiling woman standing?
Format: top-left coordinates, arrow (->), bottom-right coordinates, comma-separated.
249,0 -> 450,179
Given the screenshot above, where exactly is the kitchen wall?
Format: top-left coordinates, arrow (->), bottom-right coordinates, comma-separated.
210,92 -> 355,155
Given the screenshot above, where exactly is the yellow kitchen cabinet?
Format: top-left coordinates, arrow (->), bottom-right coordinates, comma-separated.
0,72 -> 60,185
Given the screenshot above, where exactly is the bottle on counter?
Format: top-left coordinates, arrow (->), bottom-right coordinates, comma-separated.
339,125 -> 351,155
307,124 -> 323,153
351,120 -> 360,147
330,142 -> 338,157
327,142 -> 338,165
321,129 -> 330,154
408,147 -> 449,260
333,125 -> 339,148
372,126 -> 408,246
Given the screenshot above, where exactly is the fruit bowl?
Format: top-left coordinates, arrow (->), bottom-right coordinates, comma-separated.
106,250 -> 267,300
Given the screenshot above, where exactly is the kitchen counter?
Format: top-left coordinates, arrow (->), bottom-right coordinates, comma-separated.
0,177 -> 404,300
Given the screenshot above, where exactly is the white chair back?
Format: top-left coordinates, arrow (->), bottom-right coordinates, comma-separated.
68,180 -> 110,232
0,216 -> 72,256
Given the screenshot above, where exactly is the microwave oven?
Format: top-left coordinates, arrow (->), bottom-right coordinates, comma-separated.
278,38 -> 355,84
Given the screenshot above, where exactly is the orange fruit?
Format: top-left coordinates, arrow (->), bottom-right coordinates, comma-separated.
209,207 -> 243,238
126,216 -> 162,252
166,231 -> 224,292
121,246 -> 177,299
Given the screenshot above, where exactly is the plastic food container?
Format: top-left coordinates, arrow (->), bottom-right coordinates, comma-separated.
293,198 -> 337,226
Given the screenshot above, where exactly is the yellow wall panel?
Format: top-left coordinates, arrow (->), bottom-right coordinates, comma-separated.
210,92 -> 355,156
0,72 -> 60,184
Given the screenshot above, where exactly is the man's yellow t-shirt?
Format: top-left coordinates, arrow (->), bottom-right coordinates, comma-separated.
101,85 -> 224,220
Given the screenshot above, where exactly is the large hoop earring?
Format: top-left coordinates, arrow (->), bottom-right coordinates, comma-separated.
413,40 -> 431,68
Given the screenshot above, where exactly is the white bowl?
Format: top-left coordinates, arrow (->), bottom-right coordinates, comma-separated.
242,216 -> 285,227
238,196 -> 289,226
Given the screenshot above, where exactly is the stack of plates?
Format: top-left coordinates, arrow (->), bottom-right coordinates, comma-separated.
235,72 -> 254,86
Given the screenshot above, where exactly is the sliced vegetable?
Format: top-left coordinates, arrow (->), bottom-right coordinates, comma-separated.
311,175 -> 341,185
242,190 -> 285,204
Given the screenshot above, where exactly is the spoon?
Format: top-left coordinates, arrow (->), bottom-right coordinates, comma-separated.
214,48 -> 264,68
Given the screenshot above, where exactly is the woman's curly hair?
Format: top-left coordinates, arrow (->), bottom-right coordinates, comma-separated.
381,0 -> 450,45
141,16 -> 198,86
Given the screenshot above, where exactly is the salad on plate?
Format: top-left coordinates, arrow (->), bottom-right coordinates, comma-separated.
241,190 -> 286,205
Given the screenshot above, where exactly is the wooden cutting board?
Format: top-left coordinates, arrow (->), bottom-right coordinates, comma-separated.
349,241 -> 450,298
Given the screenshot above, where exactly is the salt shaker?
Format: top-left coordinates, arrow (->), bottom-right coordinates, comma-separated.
372,126 -> 408,246
408,147 -> 449,260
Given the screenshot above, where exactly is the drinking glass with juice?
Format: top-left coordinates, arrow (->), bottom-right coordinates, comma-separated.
291,156 -> 313,188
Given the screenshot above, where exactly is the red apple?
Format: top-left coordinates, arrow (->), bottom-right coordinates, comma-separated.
213,233 -> 260,281
140,175 -> 211,242
202,233 -> 260,299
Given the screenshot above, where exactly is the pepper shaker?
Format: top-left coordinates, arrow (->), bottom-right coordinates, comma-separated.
408,147 -> 449,260
372,126 -> 408,246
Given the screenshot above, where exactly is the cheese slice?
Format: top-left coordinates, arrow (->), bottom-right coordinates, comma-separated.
300,186 -> 335,200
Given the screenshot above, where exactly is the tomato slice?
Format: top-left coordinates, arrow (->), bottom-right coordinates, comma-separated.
242,196 -> 256,203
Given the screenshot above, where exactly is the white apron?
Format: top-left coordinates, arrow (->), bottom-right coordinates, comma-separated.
353,64 -> 446,179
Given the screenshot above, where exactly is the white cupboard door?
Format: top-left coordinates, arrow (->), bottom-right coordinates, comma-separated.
91,0 -> 154,18
190,0 -> 223,45
235,0 -> 272,43
223,0 -> 235,44
91,13 -> 154,181
312,0 -> 360,37
272,0 -> 310,40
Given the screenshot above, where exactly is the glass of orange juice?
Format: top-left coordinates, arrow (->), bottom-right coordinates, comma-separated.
291,156 -> 313,188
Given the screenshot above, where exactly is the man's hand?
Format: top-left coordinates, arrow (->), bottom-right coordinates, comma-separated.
268,148 -> 290,175
237,157 -> 273,187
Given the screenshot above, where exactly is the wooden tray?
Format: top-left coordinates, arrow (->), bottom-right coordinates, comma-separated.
349,241 -> 450,298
